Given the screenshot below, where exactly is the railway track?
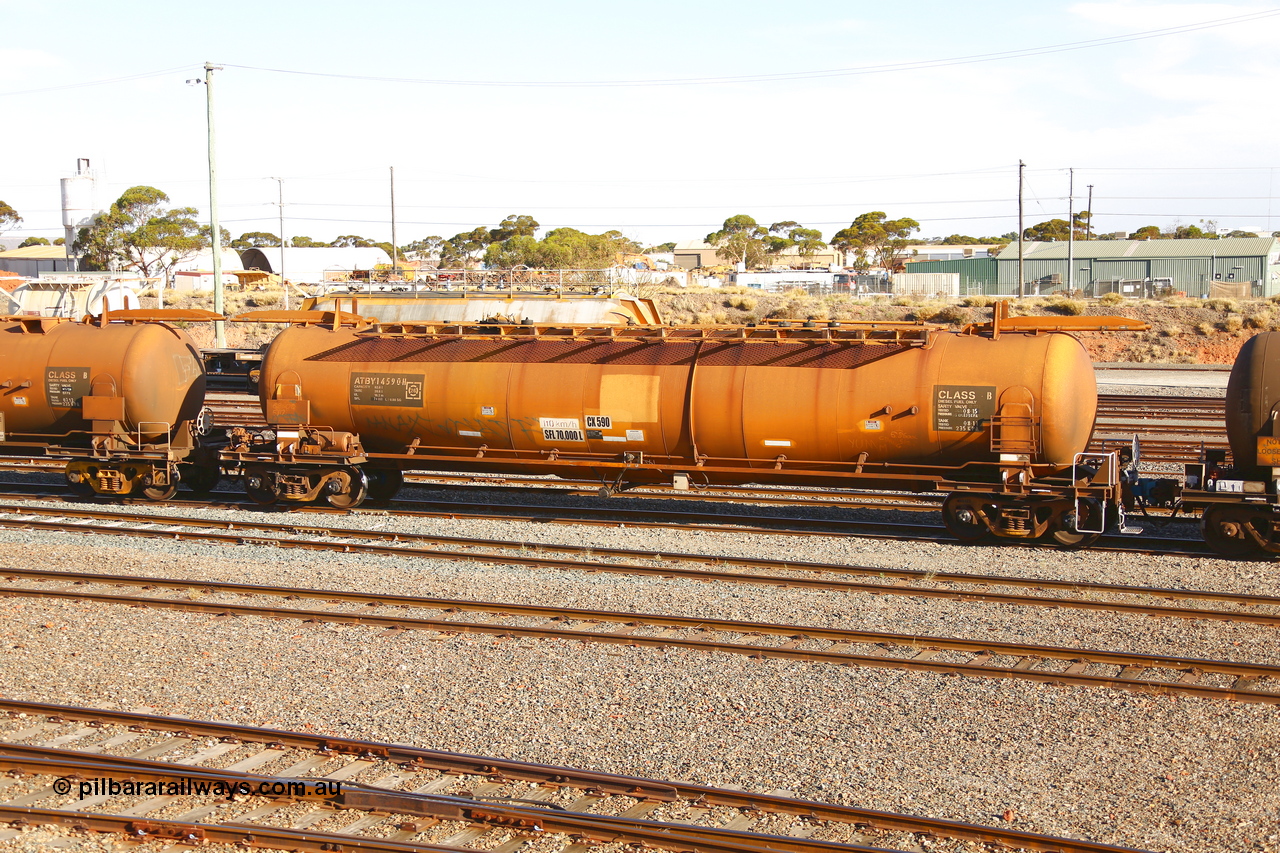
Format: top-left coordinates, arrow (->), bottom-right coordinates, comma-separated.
0,504 -> 1249,619
0,481 -> 1219,556
3,563 -> 1278,703
0,699 -> 1149,853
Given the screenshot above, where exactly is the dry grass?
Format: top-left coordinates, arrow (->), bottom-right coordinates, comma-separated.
1098,292 -> 1125,307
725,295 -> 758,311
1046,296 -> 1086,316
1246,309 -> 1274,329
1196,322 -> 1215,335
1221,315 -> 1245,333
961,295 -> 998,307
1160,325 -> 1181,337
929,305 -> 970,325
1206,298 -> 1239,312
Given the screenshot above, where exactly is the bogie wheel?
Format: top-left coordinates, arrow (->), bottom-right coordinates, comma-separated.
142,480 -> 179,501
1202,506 -> 1269,558
66,469 -> 97,499
366,468 -> 403,503
1049,497 -> 1103,549
942,494 -> 990,542
326,467 -> 369,510
181,465 -> 221,495
244,467 -> 281,507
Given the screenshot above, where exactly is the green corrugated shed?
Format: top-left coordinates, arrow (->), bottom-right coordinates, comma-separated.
993,237 -> 1280,297
898,257 -> 996,294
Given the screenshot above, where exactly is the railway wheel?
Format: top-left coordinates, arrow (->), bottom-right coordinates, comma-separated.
1049,498 -> 1103,549
326,467 -> 369,509
244,466 -> 280,507
65,469 -> 97,499
181,464 -> 220,495
942,494 -> 990,542
142,481 -> 179,501
1202,506 -> 1270,558
366,469 -> 403,503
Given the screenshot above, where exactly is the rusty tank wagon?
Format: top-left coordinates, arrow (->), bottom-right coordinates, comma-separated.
1179,330 -> 1280,556
226,303 -> 1149,546
0,309 -> 223,498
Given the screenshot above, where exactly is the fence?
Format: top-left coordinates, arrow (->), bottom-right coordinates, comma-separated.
321,267 -> 687,294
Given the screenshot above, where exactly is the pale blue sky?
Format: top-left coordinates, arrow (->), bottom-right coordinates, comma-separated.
3,0 -> 1279,247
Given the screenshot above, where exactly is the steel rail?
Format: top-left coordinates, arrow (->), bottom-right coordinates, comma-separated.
4,569 -> 1278,702
0,749 -> 899,853
0,805 -> 472,853
0,700 -> 1153,853
0,506 -> 1257,620
0,485 -> 1216,558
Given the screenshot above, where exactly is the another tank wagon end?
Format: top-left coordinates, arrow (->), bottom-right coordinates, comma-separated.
0,309 -> 224,498
1181,331 -> 1280,556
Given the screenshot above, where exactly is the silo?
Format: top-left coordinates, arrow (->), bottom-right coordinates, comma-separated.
60,158 -> 98,269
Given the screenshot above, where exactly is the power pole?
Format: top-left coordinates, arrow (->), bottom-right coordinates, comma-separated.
273,177 -> 287,310
1086,184 -> 1094,240
390,166 -> 398,278
1017,160 -> 1025,299
204,62 -> 225,348
1067,168 -> 1075,295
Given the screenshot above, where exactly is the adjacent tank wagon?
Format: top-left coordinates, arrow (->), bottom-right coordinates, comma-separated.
1181,330 -> 1280,555
0,311 -> 222,498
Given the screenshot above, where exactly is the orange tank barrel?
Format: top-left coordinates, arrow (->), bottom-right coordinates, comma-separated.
0,317 -> 206,443
1225,331 -> 1280,476
259,322 -> 1097,477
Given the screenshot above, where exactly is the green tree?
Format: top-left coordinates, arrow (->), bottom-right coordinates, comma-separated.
230,231 -> 281,249
403,236 -> 445,261
1129,225 -> 1162,240
765,220 -> 800,256
1169,223 -> 1207,239
0,200 -> 21,240
488,214 -> 539,244
791,227 -> 826,261
831,212 -> 920,271
1072,210 -> 1092,239
330,234 -> 374,248
443,227 -> 493,268
18,237 -> 50,247
289,235 -> 326,248
1023,219 -> 1071,241
706,214 -> 768,267
74,186 -> 207,279
1223,229 -> 1255,238
484,234 -> 541,268
644,242 -> 676,252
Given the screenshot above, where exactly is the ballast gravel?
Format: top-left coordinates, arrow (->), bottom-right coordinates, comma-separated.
0,503 -> 1277,852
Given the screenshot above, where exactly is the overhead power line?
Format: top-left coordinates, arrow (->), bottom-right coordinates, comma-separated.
222,8 -> 1280,88
0,65 -> 192,97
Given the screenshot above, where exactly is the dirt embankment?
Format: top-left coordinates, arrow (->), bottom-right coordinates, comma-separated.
149,286 -> 1269,364
651,290 -> 1274,364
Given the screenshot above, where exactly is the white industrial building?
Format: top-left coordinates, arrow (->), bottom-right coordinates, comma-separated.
240,247 -> 393,284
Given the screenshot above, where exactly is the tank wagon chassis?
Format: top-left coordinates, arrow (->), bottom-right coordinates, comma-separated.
222,305 -> 1149,547
222,428 -> 1130,546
